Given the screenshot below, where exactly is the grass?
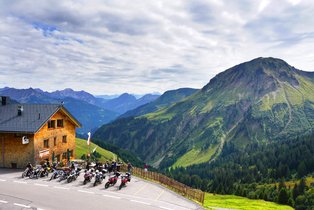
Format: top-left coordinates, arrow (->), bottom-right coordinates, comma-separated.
172,146 -> 218,168
204,193 -> 293,210
75,138 -> 117,162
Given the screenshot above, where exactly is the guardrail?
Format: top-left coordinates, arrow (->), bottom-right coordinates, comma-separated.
121,165 -> 205,204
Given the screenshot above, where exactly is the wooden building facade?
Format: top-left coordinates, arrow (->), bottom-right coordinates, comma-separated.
0,96 -> 81,168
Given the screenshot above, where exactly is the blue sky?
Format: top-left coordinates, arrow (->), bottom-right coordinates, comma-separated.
0,0 -> 314,94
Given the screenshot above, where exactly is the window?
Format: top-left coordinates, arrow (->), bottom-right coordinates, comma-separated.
48,120 -> 55,129
44,139 -> 49,148
54,137 -> 57,146
62,135 -> 67,143
57,119 -> 64,128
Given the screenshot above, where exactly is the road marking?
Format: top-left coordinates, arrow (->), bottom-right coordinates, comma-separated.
0,200 -> 8,204
34,183 -> 48,187
155,189 -> 165,200
0,179 -> 6,182
78,190 -> 95,194
14,203 -> 31,208
134,183 -> 148,195
13,181 -> 27,184
130,199 -> 151,206
159,206 -> 174,210
103,194 -> 121,199
53,186 -> 70,190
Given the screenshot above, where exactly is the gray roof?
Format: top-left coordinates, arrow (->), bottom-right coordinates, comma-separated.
0,104 -> 74,133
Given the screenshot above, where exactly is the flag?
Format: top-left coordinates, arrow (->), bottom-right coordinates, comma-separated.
92,146 -> 97,153
87,132 -> 91,145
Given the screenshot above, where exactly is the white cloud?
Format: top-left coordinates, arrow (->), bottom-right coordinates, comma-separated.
0,0 -> 314,95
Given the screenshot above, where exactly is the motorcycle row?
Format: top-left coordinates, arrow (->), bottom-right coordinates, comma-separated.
21,162 -> 131,190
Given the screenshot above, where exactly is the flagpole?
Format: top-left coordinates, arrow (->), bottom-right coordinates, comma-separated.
87,132 -> 91,161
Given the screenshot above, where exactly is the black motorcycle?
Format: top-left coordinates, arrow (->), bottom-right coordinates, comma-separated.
67,168 -> 81,183
22,167 -> 33,178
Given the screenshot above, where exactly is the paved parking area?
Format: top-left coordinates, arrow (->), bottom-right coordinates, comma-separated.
0,169 -> 203,210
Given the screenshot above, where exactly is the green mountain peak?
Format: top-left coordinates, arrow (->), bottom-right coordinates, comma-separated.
94,57 -> 314,169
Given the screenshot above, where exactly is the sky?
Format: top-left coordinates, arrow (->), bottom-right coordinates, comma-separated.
0,0 -> 314,95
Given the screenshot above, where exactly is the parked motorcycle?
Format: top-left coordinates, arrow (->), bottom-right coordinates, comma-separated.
83,169 -> 95,185
50,169 -> 63,181
105,172 -> 120,189
93,170 -> 105,186
22,167 -> 33,178
119,172 -> 131,190
67,168 -> 81,183
59,169 -> 71,182
29,166 -> 41,179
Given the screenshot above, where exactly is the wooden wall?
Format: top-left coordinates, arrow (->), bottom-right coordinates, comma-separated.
0,133 -> 35,168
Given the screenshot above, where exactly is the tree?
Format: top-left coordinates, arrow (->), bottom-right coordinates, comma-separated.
293,183 -> 299,200
297,161 -> 307,178
278,188 -> 289,205
298,178 -> 307,195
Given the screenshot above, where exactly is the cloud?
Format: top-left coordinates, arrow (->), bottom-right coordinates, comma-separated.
0,0 -> 314,95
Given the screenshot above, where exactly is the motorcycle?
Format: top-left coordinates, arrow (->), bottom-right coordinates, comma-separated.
119,172 -> 131,190
83,169 -> 95,185
67,168 -> 81,183
58,169 -> 71,182
29,166 -> 41,179
50,169 -> 63,181
93,170 -> 105,186
105,172 -> 120,189
38,167 -> 49,178
22,167 -> 33,178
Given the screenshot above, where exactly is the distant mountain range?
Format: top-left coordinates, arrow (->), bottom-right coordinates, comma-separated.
93,57 -> 314,169
119,88 -> 198,118
0,87 -> 160,134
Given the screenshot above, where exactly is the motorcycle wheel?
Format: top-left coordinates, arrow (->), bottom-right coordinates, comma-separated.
22,171 -> 26,178
105,182 -> 110,189
119,184 -> 123,190
67,177 -> 72,183
93,181 -> 97,187
83,179 -> 87,185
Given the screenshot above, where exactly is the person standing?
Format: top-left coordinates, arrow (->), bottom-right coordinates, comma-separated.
144,163 -> 148,172
127,162 -> 133,174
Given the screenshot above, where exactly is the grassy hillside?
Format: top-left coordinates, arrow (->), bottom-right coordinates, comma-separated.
94,58 -> 314,169
204,193 -> 293,210
75,138 -> 117,162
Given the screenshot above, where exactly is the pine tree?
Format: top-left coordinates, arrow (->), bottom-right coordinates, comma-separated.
278,188 -> 289,205
298,178 -> 307,195
293,183 -> 299,200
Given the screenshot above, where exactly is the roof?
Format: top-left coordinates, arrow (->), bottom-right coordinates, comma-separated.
0,104 -> 81,133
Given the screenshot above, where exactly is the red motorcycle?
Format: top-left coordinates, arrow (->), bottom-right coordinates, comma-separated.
119,172 -> 131,190
105,172 -> 120,189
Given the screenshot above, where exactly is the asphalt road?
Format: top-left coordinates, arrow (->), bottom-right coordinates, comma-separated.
0,169 -> 203,210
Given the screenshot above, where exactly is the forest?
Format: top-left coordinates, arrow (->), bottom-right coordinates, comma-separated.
166,133 -> 314,209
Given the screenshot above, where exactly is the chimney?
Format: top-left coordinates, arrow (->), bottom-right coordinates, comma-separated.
17,105 -> 23,116
1,96 -> 7,106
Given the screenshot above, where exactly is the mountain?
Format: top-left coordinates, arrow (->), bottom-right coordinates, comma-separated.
48,88 -> 97,105
120,88 -> 198,118
101,93 -> 160,114
93,57 -> 314,169
0,87 -> 56,103
0,87 -> 118,134
61,97 -> 118,134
